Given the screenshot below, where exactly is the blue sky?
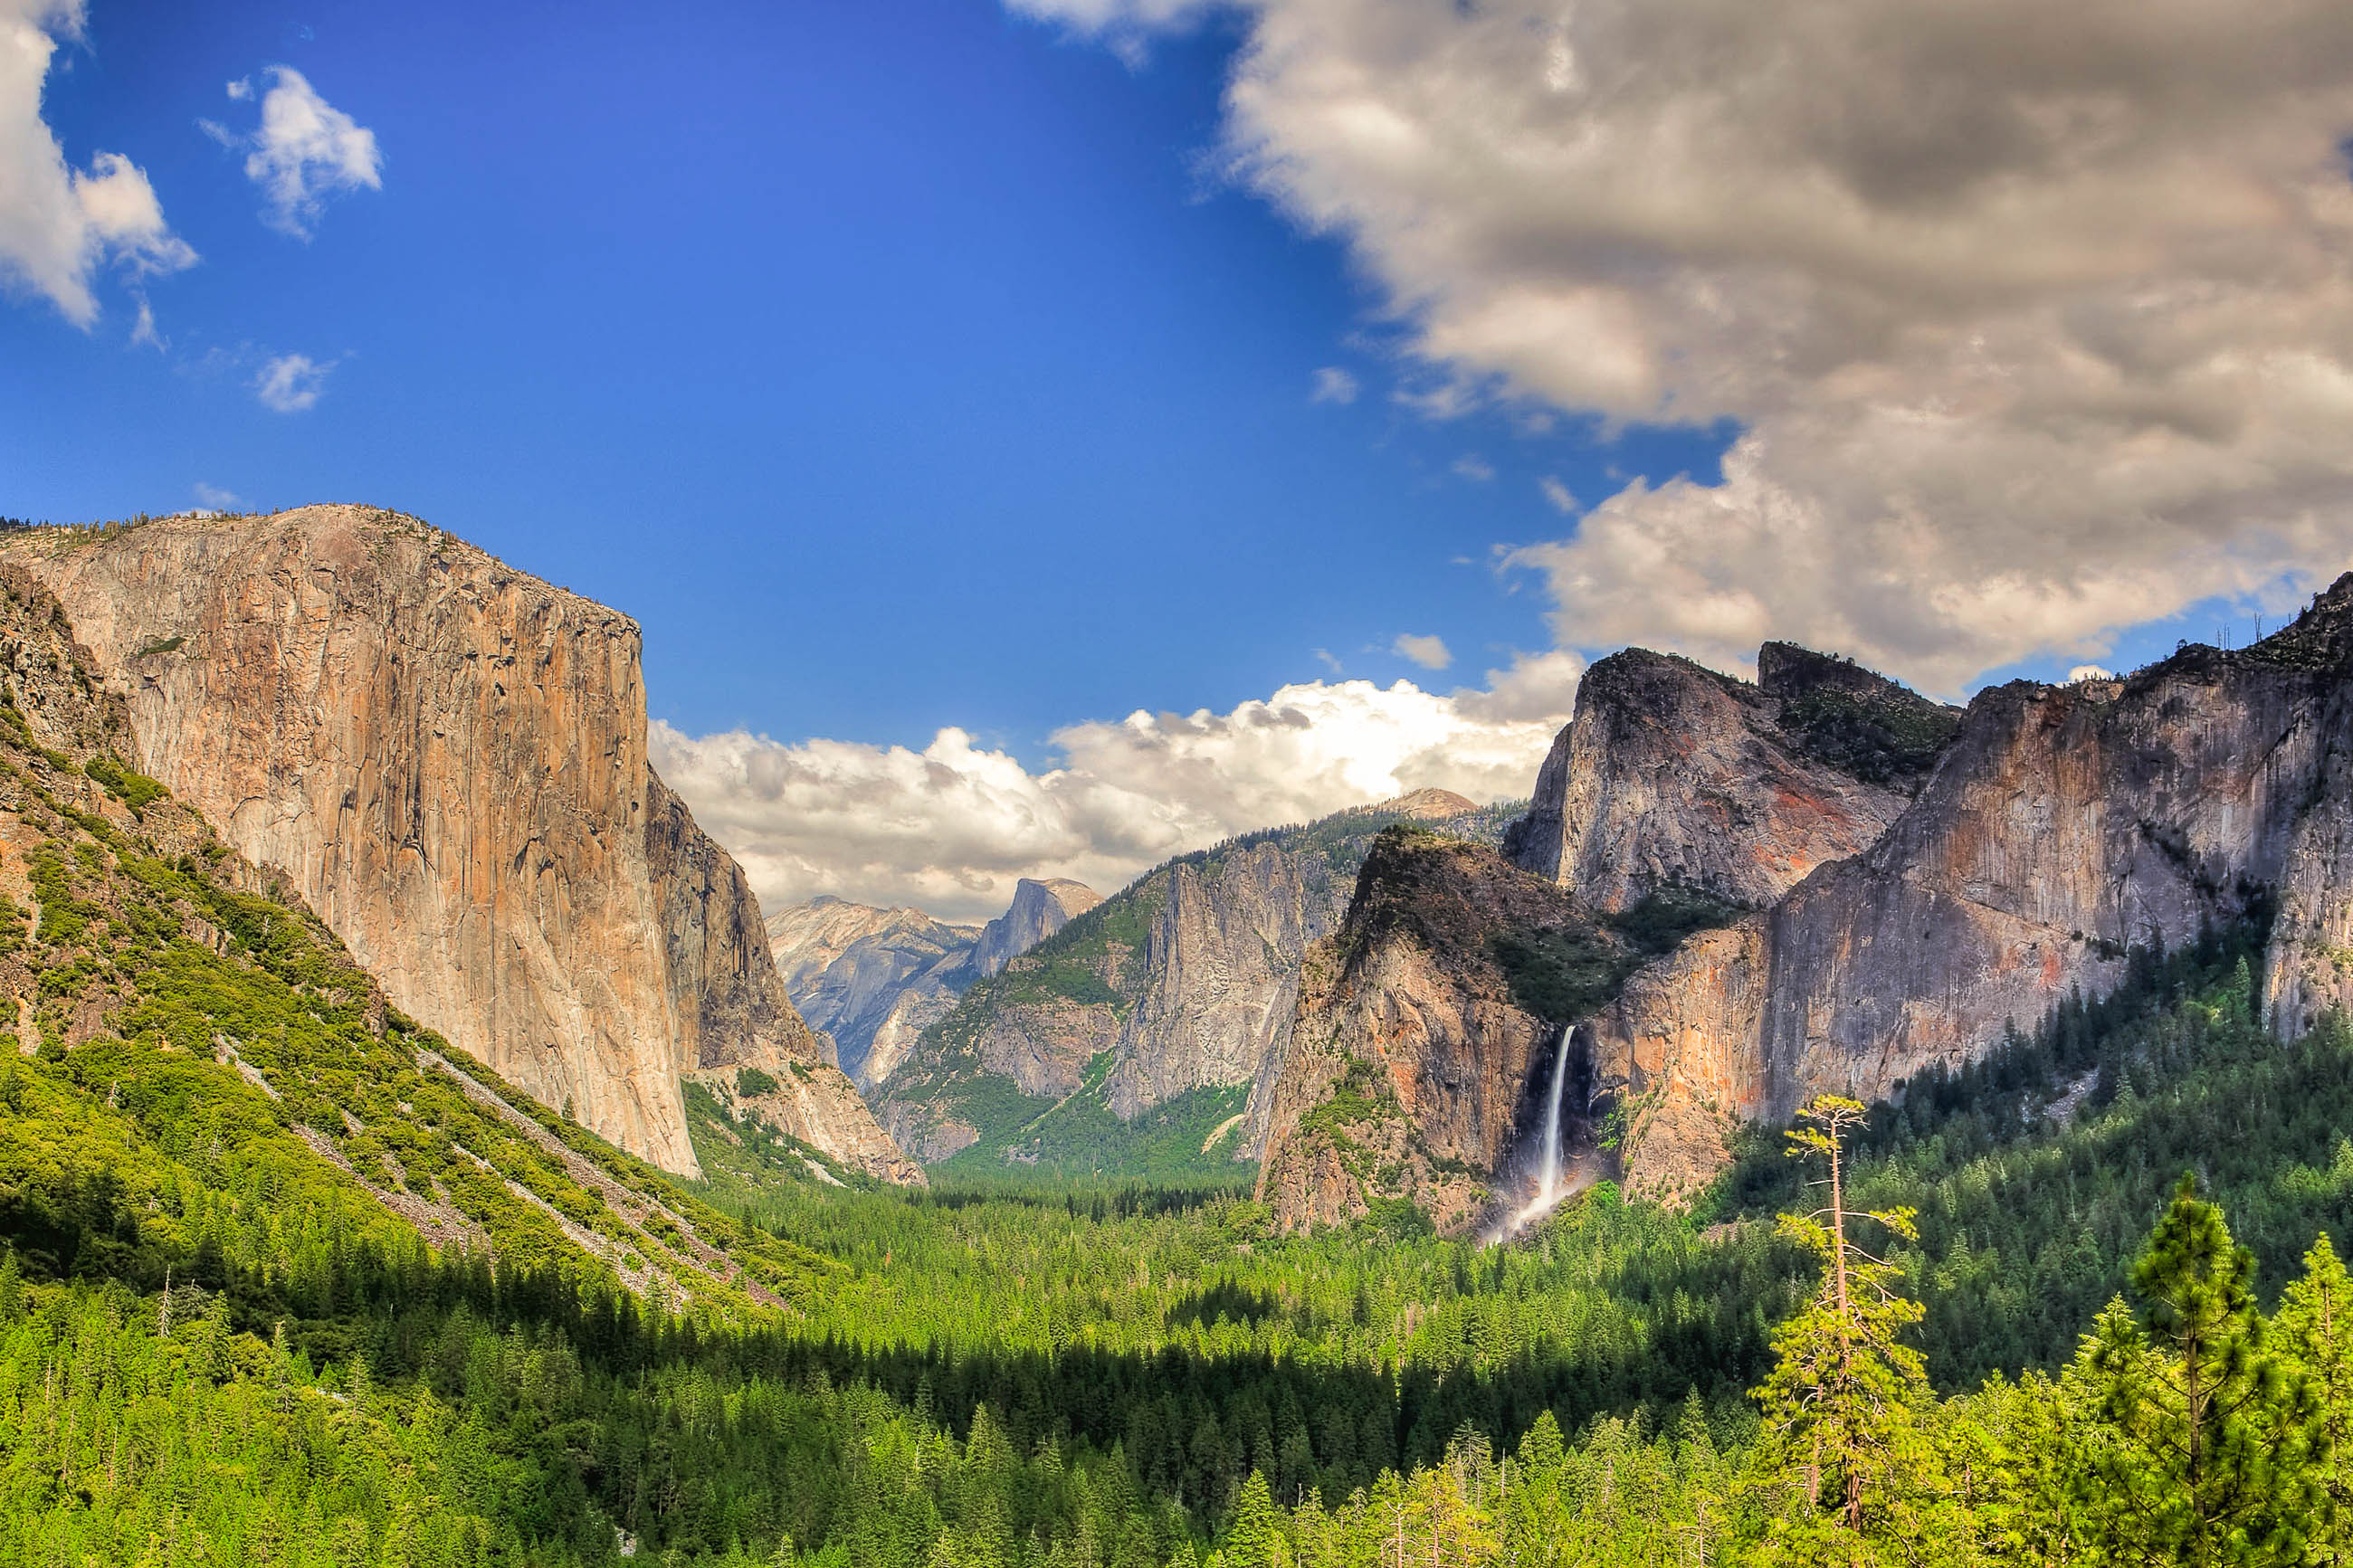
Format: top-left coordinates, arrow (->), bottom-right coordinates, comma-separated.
7,0 -> 2349,918
2,0 -> 1722,750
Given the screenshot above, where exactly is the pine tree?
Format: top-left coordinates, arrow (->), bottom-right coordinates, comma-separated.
2073,1174 -> 2322,1565
2270,1233 -> 2351,1558
1745,1095 -> 1957,1565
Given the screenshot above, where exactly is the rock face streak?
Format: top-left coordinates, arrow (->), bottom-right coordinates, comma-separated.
6,508 -> 916,1182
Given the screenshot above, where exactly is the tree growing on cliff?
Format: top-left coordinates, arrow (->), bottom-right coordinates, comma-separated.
1746,1095 -> 1962,1564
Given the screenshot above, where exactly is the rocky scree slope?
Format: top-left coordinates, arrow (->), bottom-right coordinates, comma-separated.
874,790 -> 1516,1174
1,508 -> 916,1184
1593,576 -> 2353,1201
0,556 -> 831,1311
1504,643 -> 1958,912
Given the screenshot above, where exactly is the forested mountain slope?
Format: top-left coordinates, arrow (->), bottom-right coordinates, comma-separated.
872,791 -> 1519,1181
0,508 -> 914,1183
0,555 -> 837,1315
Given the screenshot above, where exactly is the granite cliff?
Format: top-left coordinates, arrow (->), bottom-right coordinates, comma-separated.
972,878 -> 1102,978
766,898 -> 982,1088
876,791 -> 1514,1174
1,507 -> 918,1183
1596,579 -> 2353,1199
1503,643 -> 1956,911
1253,830 -> 1625,1233
1265,583 -> 2353,1221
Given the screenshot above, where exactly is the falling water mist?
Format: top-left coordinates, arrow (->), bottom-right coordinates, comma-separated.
1488,1026 -> 1578,1243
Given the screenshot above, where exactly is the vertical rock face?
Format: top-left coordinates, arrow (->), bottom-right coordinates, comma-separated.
1256,830 -> 1611,1234
3,507 -> 917,1183
764,898 -> 981,1087
1590,578 -> 2353,1199
971,878 -> 1101,977
1105,840 -> 1343,1119
876,795 -> 1520,1173
1503,646 -> 1954,912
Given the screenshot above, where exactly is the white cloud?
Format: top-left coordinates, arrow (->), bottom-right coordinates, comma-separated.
1538,475 -> 1577,515
653,660 -> 1577,924
1451,453 -> 1495,482
254,352 -> 329,412
192,480 -> 238,508
1013,0 -> 2353,695
0,1 -> 195,326
2066,665 -> 2115,683
1309,365 -> 1358,404
206,66 -> 380,237
1390,632 -> 1451,669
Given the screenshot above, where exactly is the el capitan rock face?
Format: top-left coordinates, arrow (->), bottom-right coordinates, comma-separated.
1503,645 -> 1954,912
4,507 -> 917,1183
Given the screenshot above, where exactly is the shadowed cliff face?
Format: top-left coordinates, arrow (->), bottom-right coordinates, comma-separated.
1592,576 -> 2353,1201
2,507 -> 918,1183
1503,646 -> 1955,912
1256,830 -> 1627,1234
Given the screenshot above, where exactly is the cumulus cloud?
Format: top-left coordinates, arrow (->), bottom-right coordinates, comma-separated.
1309,365 -> 1358,404
1538,475 -> 1577,515
0,0 -> 195,326
654,656 -> 1577,924
1390,632 -> 1450,669
254,352 -> 329,412
1011,0 -> 2353,694
191,480 -> 238,508
205,67 -> 380,237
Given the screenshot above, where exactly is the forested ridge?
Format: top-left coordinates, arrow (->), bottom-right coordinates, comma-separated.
12,567 -> 2353,1560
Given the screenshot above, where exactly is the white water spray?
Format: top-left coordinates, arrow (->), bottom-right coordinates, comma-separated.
1534,1026 -> 1570,1206
1490,1028 -> 1576,1241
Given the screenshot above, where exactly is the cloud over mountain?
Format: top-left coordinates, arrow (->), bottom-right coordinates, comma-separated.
653,651 -> 1578,924
1013,0 -> 2353,693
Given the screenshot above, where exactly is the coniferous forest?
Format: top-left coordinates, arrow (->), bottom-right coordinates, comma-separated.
10,546 -> 2353,1563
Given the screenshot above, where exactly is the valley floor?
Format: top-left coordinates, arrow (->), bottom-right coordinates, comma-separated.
11,906 -> 2353,1563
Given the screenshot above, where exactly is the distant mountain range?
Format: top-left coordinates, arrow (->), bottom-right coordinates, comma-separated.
763,877 -> 1100,1088
772,789 -> 1521,1183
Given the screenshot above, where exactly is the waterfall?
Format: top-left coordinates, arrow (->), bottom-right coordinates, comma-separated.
1536,1025 -> 1570,1205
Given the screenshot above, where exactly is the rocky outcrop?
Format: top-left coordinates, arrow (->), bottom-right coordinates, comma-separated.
972,878 -> 1101,978
877,795 -> 1521,1172
765,898 -> 981,1087
1592,578 -> 2353,1201
1503,646 -> 1954,912
1255,830 -> 1620,1233
1107,840 -> 1346,1121
2,507 -> 917,1183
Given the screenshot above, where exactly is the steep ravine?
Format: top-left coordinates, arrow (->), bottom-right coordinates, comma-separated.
3,508 -> 918,1184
